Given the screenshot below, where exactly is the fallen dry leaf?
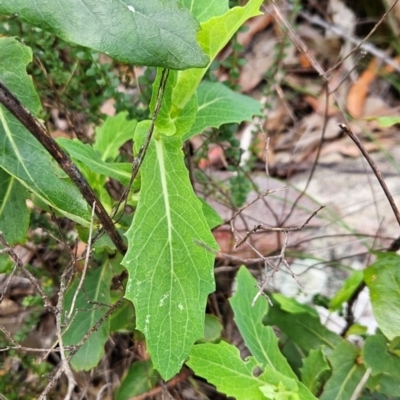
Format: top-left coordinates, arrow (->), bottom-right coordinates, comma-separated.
347,58 -> 378,118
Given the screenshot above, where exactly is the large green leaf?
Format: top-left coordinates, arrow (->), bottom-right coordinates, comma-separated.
188,341 -> 303,400
320,341 -> 366,400
63,265 -> 113,371
184,81 -> 262,140
57,138 -> 132,186
364,252 -> 400,340
122,122 -> 218,380
0,168 -> 29,244
93,112 -> 137,162
0,37 -> 91,225
0,1 -> 208,70
182,0 -> 229,23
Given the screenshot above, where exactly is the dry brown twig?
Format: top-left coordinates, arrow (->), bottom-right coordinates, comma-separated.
0,232 -> 57,314
338,124 -> 400,228
67,201 -> 96,320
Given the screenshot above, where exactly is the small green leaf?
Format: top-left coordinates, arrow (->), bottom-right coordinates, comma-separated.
0,38 -> 91,226
345,324 -> 368,336
57,138 -> 132,185
93,112 -> 137,162
63,266 -> 112,371
123,122 -> 218,380
116,359 -> 158,400
0,168 -> 29,244
184,81 -> 261,140
320,341 -> 366,400
272,293 -> 319,317
0,1 -> 208,69
364,252 -> 400,340
300,347 -> 331,395
364,335 -> 400,378
329,270 -> 363,311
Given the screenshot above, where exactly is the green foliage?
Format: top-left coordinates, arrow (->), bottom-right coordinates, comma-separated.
0,37 -> 91,227
62,265 -> 114,371
116,359 -> 159,400
188,267 -> 316,399
1,0 -> 400,398
364,252 -> 400,340
0,0 -> 208,69
0,16 -> 146,123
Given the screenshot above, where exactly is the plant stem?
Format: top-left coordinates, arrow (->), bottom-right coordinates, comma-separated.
338,123 -> 400,229
0,81 -> 127,255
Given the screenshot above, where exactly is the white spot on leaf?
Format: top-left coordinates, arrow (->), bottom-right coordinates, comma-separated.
178,303 -> 184,311
159,293 -> 169,307
127,5 -> 135,12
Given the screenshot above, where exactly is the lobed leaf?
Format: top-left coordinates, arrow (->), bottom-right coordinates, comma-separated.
0,0 -> 208,70
230,267 -> 296,377
188,341 -> 300,400
230,267 -> 317,399
122,122 -> 218,380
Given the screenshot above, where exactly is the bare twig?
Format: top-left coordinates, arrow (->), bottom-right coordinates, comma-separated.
0,263 -> 17,304
296,3 -> 400,74
111,69 -> 170,222
0,81 -> 127,255
338,124 -> 400,228
38,298 -> 124,399
67,201 -> 96,319
0,232 -> 57,314
233,205 -> 324,249
130,368 -> 192,400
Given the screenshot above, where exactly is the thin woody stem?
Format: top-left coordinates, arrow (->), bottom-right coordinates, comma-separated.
338,123 -> 400,228
0,80 -> 127,255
